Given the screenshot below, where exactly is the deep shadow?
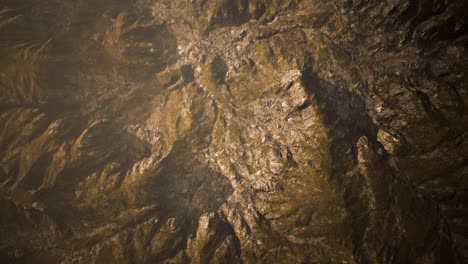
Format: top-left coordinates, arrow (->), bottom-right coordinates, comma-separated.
145,140 -> 233,220
211,56 -> 228,84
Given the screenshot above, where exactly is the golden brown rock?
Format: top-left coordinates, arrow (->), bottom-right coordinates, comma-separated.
0,0 -> 467,263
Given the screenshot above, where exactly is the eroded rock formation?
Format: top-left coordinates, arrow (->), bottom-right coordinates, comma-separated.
0,0 -> 467,263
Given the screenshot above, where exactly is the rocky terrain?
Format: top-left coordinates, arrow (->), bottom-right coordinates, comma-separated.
0,0 -> 467,263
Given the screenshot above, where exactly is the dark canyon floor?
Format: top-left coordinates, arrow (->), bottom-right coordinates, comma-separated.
0,0 -> 467,263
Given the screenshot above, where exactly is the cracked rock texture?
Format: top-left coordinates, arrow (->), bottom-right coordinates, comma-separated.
0,0 -> 467,263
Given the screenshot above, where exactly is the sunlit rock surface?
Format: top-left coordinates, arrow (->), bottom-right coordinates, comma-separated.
0,0 -> 467,263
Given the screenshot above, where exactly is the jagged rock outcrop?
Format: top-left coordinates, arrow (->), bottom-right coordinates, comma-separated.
0,0 -> 467,263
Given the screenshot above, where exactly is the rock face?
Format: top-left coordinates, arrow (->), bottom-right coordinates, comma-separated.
0,0 -> 467,263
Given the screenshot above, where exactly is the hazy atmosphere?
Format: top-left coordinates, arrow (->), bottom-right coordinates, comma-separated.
0,0 -> 467,263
